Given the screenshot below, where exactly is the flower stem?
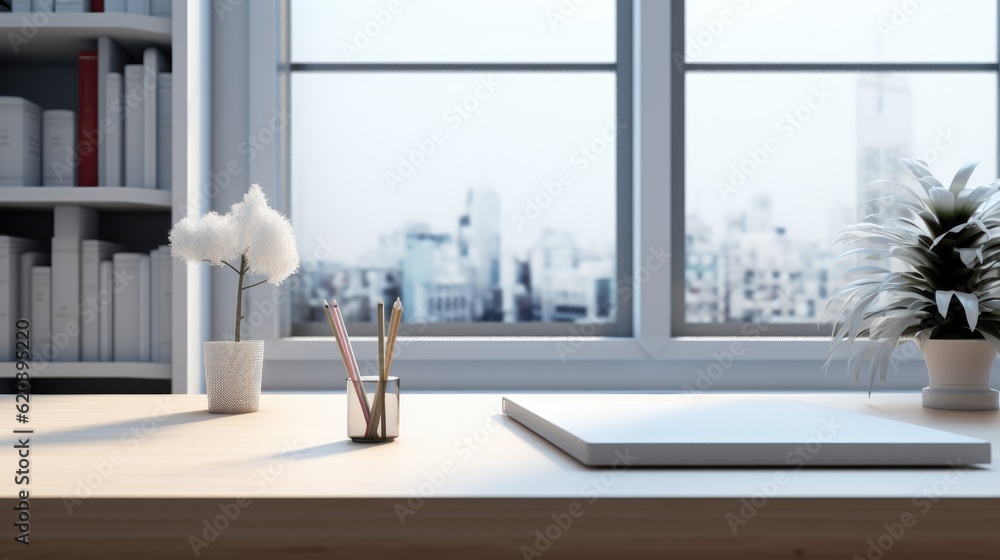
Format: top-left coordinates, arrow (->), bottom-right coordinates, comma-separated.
234,253 -> 247,342
241,279 -> 268,291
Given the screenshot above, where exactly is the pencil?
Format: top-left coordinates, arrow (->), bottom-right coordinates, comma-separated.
377,297 -> 386,438
325,299 -> 370,425
364,298 -> 388,440
385,298 -> 402,375
332,300 -> 366,412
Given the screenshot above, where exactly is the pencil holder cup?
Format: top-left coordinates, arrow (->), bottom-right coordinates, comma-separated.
347,375 -> 399,442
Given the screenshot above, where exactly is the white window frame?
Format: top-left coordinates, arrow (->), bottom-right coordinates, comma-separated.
237,0 -> 940,391
672,1 -> 1000,338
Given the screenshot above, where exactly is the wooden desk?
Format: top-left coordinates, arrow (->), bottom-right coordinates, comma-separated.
2,393 -> 999,559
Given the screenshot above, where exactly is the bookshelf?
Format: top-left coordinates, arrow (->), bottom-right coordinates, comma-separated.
0,186 -> 170,209
0,13 -> 170,62
0,1 -> 211,393
0,361 -> 169,380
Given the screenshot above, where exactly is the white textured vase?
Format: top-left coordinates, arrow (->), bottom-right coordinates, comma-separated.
917,339 -> 999,411
204,341 -> 264,414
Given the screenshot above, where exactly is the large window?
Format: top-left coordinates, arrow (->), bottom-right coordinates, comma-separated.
676,0 -> 999,335
288,0 -> 630,336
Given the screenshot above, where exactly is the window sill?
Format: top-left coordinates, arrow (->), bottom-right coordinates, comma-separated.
263,336 -> 925,363
265,336 -> 654,362
260,338 -> 945,391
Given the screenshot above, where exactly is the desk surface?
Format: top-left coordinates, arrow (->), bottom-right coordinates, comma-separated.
3,392 -> 1000,559
3,392 -> 999,499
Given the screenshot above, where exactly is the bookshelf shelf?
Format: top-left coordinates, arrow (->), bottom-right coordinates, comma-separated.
0,186 -> 171,210
0,13 -> 171,62
0,0 -> 213,393
0,1 -> 209,395
0,361 -> 170,380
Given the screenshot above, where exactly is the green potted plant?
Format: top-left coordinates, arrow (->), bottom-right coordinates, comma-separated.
825,158 -> 1000,410
169,185 -> 299,413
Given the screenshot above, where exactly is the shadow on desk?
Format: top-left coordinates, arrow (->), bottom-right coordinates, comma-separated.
2,409 -> 223,446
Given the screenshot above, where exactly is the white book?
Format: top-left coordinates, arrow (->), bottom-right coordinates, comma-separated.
80,240 -> 123,361
0,236 -> 42,360
104,0 -> 126,12
0,238 -> 14,359
98,260 -> 113,361
113,253 -> 150,361
156,73 -> 172,190
157,246 -> 171,362
150,0 -> 170,17
126,0 -> 149,14
150,247 -> 160,362
18,252 -> 49,330
142,48 -> 166,189
12,1 -> 32,12
30,266 -> 51,363
104,72 -> 124,187
31,0 -> 54,12
148,246 -> 171,362
51,237 -> 81,361
55,0 -> 86,12
54,205 -> 97,239
98,37 -> 127,186
42,109 -> 76,186
138,254 -> 151,361
123,65 -> 144,187
0,97 -> 41,187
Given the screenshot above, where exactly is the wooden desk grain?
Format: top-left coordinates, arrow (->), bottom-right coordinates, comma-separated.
2,392 -> 999,559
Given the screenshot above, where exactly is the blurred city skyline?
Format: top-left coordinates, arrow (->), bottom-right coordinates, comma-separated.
686,72 -> 997,324
289,2 -> 619,326
292,187 -> 616,324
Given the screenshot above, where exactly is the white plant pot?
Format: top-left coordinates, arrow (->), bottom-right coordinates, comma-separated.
917,339 -> 999,411
203,340 -> 264,414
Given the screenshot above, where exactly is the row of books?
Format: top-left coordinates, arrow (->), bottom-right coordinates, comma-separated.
6,0 -> 171,16
0,235 -> 171,363
0,48 -> 170,189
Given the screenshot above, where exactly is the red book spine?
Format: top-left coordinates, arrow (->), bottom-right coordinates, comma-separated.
91,0 -> 104,12
78,50 -> 99,187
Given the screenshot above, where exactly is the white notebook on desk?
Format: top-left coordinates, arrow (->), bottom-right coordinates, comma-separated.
502,396 -> 991,467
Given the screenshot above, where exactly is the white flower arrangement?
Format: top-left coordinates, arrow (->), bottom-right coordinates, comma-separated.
169,184 -> 300,341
